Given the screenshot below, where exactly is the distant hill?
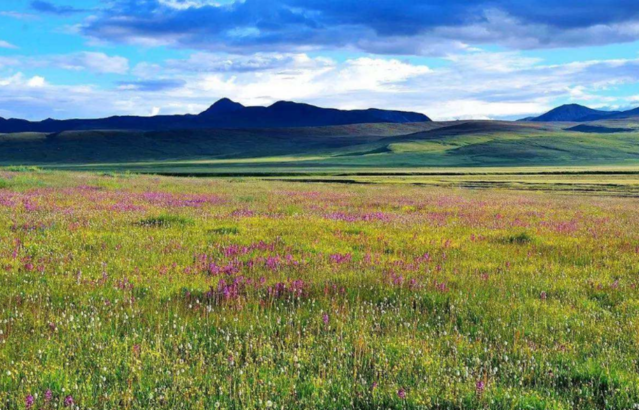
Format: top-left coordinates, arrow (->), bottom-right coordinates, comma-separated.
522,103 -> 639,123
0,99 -> 430,133
606,107 -> 639,120
2,119 -> 639,170
523,104 -> 620,122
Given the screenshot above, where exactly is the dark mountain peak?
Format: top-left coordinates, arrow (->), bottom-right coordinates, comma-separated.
611,106 -> 639,119
544,104 -> 598,116
558,103 -> 588,109
270,100 -> 296,107
269,100 -> 316,110
0,99 -> 431,133
199,98 -> 245,116
524,104 -> 618,122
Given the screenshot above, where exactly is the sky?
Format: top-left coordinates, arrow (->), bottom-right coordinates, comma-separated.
2,0 -> 639,121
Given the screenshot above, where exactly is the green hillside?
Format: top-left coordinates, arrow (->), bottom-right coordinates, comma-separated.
2,119 -> 639,174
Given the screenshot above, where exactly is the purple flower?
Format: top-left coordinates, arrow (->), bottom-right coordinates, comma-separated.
44,389 -> 53,402
25,395 -> 34,409
476,380 -> 485,395
322,313 -> 329,325
329,253 -> 352,264
64,395 -> 74,407
540,291 -> 547,300
397,388 -> 406,399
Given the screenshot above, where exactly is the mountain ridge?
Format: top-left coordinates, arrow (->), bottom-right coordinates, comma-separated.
522,103 -> 639,122
0,99 -> 431,133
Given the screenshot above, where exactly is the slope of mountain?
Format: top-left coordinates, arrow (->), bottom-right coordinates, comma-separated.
0,99 -> 431,133
524,104 -> 619,122
605,107 -> 639,120
198,98 -> 245,116
2,120 -> 639,171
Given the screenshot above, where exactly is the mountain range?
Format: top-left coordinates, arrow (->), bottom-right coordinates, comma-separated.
0,99 -> 431,133
522,104 -> 639,122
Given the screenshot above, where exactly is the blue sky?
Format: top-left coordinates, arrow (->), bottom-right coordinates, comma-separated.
1,0 -> 639,120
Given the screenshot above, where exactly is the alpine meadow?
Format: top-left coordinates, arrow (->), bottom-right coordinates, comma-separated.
3,0 -> 639,409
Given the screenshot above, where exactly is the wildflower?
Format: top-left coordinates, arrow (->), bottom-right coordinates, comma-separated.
540,291 -> 547,300
330,253 -> 352,264
266,400 -> 273,408
476,380 -> 485,395
45,389 -> 53,402
25,395 -> 34,409
397,388 -> 406,399
64,395 -> 74,407
322,313 -> 329,325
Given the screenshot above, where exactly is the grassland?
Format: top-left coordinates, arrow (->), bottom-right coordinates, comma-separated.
3,119 -> 639,174
1,170 -> 639,409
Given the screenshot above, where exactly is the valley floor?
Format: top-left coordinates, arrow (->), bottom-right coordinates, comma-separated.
1,170 -> 638,409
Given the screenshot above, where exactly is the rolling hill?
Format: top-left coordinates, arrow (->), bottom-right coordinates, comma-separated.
3,118 -> 639,173
0,99 -> 430,133
523,104 -> 639,122
524,104 -> 618,122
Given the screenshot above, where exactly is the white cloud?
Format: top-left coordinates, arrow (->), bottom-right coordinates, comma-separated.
158,0 -> 222,9
5,50 -> 639,121
51,52 -> 129,74
0,11 -> 38,21
0,56 -> 20,69
0,40 -> 17,49
27,76 -> 46,88
333,58 -> 431,92
132,53 -> 335,77
0,52 -> 130,75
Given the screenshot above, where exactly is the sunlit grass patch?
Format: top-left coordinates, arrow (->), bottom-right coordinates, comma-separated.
2,165 -> 42,172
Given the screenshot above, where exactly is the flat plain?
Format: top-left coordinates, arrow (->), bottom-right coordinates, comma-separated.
1,169 -> 638,409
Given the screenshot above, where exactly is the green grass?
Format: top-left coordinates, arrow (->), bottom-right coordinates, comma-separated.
500,232 -> 536,245
209,226 -> 241,235
1,171 -> 639,409
3,120 -> 639,174
138,214 -> 194,227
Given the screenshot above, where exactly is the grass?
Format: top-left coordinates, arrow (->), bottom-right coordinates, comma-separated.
500,232 -> 536,245
3,119 -> 639,173
1,170 -> 639,409
209,226 -> 241,235
138,214 -> 194,227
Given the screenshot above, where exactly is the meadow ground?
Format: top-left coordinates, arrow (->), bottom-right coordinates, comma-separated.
1,170 -> 639,409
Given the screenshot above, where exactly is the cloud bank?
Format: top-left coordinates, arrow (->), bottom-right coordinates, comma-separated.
80,0 -> 639,55
3,50 -> 639,121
